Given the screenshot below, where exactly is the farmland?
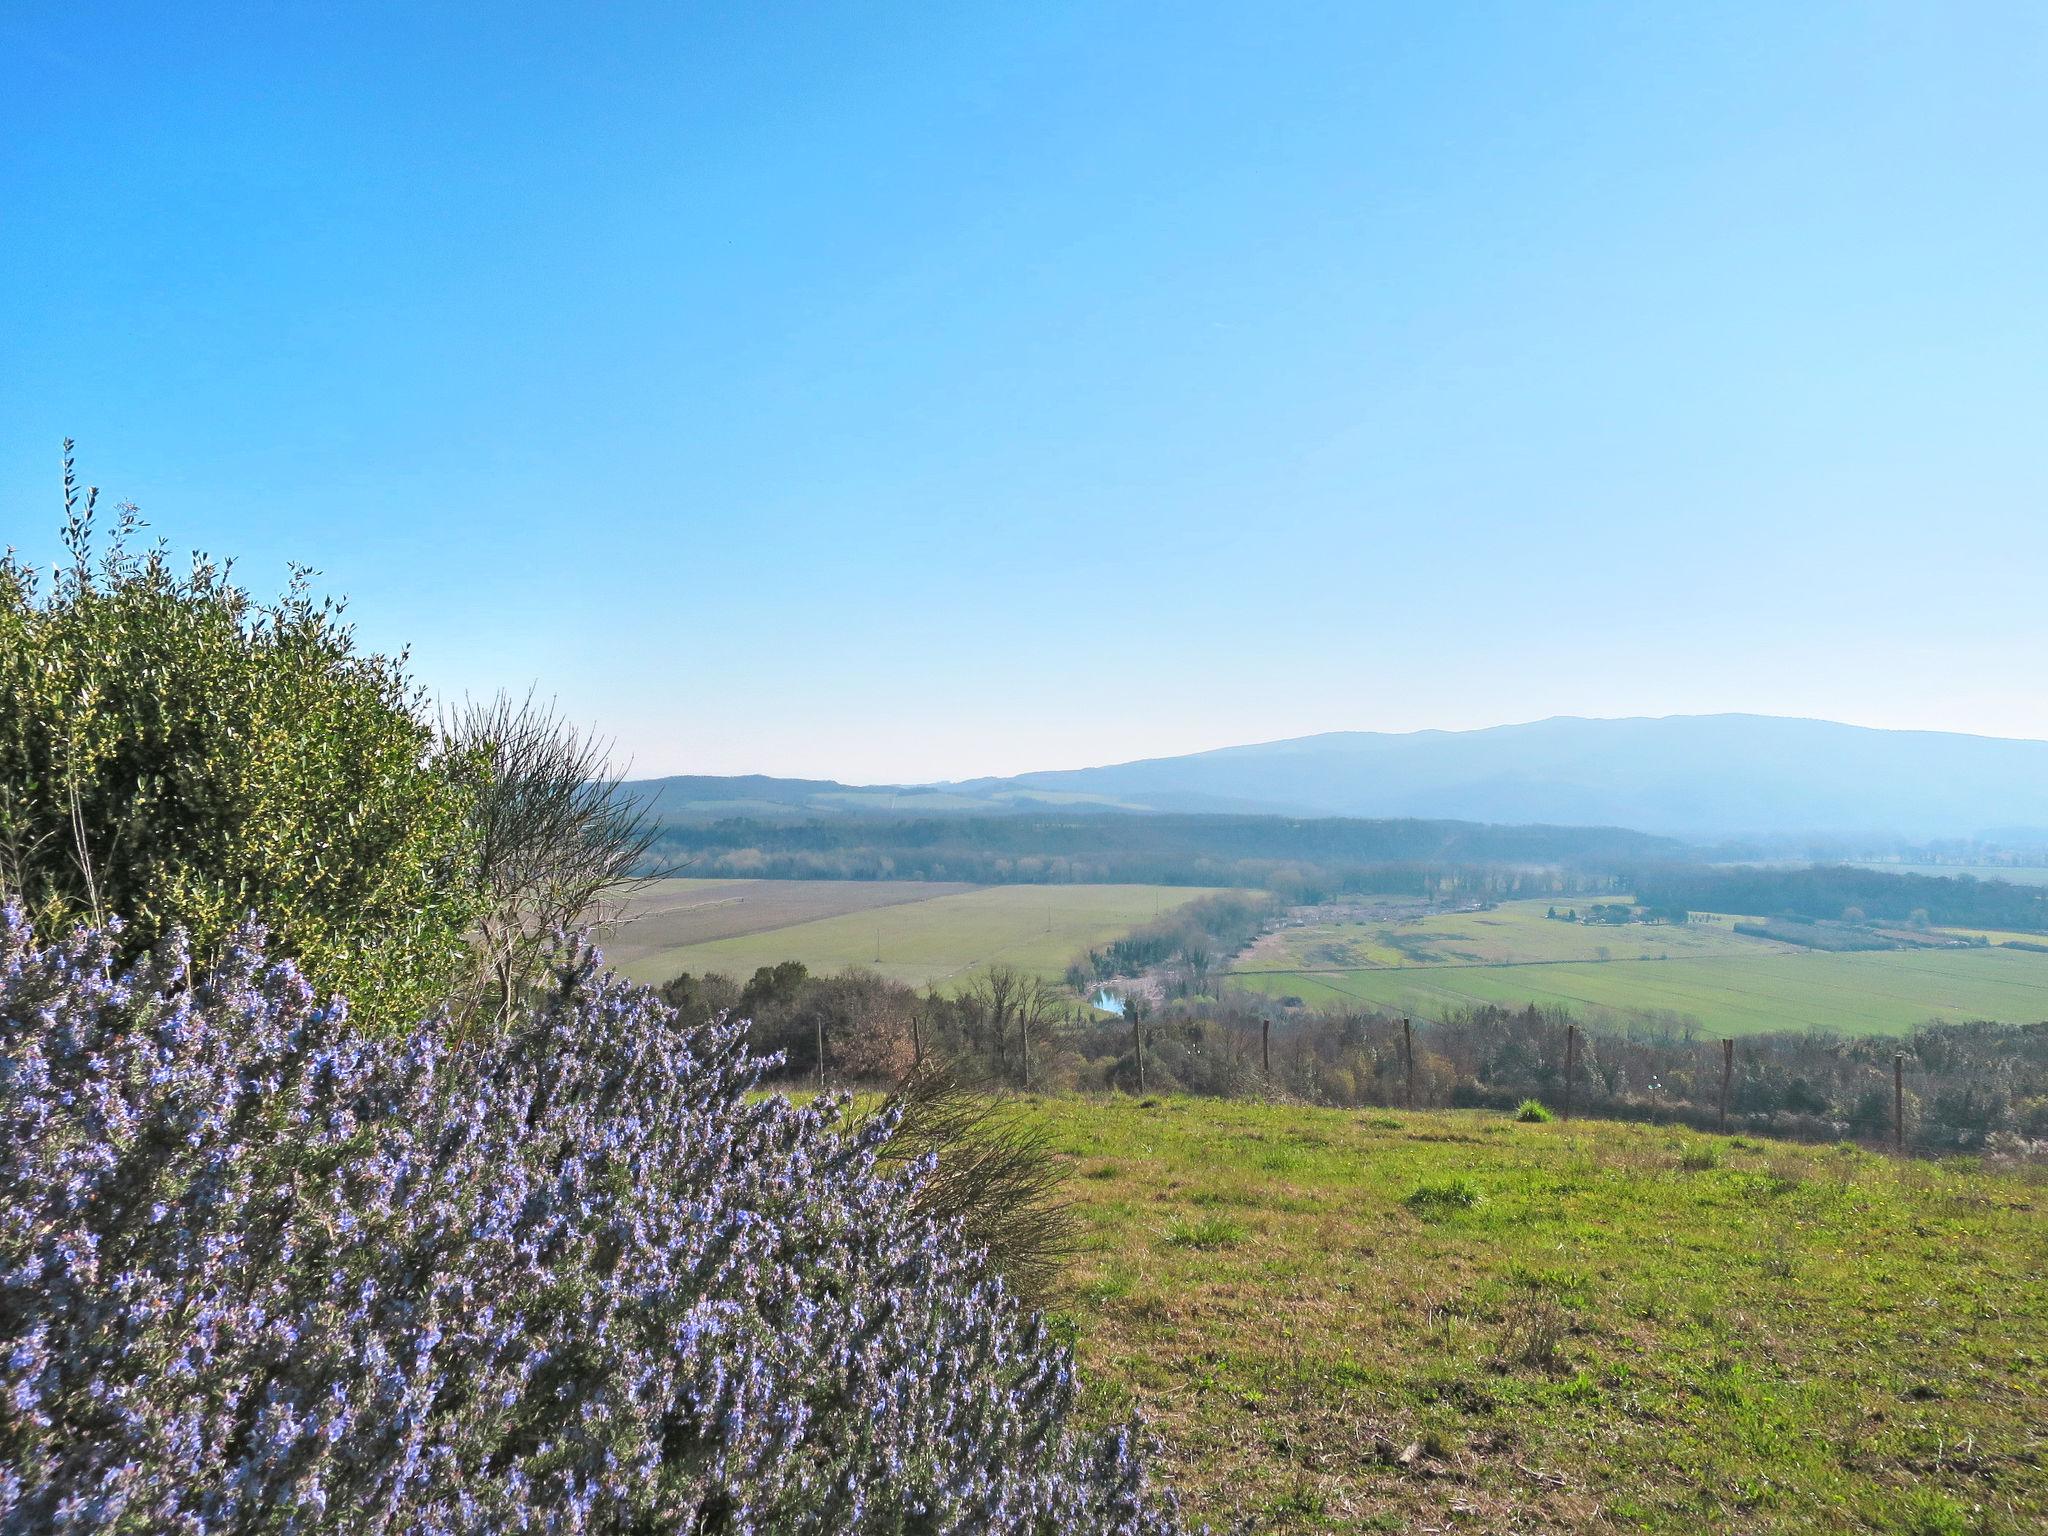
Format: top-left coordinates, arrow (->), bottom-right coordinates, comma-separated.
597,879 -> 979,975
1229,898 -> 2048,1036
603,879 -> 1226,988
1025,1094 -> 2048,1534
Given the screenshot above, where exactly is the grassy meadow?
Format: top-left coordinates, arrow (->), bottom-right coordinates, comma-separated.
1230,899 -> 2048,1036
605,879 -> 1225,988
1022,1095 -> 2047,1534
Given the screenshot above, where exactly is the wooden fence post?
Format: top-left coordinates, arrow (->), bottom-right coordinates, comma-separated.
1563,1023 -> 1577,1122
1134,1014 -> 1145,1095
1262,1017 -> 1271,1076
1894,1053 -> 1905,1152
816,1015 -> 826,1094
1719,1038 -> 1734,1132
1403,1018 -> 1415,1110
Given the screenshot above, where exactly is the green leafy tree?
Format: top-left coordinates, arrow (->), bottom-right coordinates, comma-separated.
0,449 -> 482,1028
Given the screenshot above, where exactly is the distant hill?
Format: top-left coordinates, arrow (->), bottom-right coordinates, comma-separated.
625,773 -> 1153,824
953,715 -> 2048,840
628,716 -> 2048,843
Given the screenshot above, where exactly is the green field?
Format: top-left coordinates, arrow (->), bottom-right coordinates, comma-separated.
1020,1094 -> 2048,1533
604,880 -> 1226,988
598,878 -> 980,976
1230,899 -> 2048,1035
1245,902 -> 1788,970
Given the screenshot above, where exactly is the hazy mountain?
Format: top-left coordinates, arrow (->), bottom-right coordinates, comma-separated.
623,773 -> 1150,824
955,715 -> 2048,840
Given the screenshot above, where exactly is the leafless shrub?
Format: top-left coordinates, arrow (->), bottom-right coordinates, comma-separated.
1492,1290 -> 1569,1371
447,690 -> 658,1029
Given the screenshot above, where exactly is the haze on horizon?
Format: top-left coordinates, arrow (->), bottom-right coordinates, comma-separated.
6,3 -> 2046,784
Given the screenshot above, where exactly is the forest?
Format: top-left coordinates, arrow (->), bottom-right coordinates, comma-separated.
1631,862 -> 2048,932
644,810 -> 1671,893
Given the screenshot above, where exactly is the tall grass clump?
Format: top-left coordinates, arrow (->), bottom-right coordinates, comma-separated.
1404,1175 -> 1484,1215
1514,1098 -> 1554,1123
0,904 -> 1186,1534
871,1062 -> 1076,1308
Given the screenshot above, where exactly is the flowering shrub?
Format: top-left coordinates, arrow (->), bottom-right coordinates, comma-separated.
0,905 -> 1187,1534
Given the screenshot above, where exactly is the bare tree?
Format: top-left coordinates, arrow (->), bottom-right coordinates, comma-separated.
1014,976 -> 1063,1092
447,690 -> 659,1028
973,964 -> 1023,1080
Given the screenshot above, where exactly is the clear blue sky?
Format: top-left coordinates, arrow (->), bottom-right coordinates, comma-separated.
5,3 -> 2045,782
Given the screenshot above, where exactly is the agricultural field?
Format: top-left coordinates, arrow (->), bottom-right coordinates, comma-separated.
1243,902 -> 1781,970
597,878 -> 978,975
603,879 -> 1226,988
1025,1094 -> 2048,1534
1230,899 -> 2048,1036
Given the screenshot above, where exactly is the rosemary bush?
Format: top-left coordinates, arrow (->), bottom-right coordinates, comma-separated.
0,905 -> 1185,1534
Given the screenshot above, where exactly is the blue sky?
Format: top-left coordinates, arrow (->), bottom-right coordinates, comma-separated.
4,2 -> 2045,781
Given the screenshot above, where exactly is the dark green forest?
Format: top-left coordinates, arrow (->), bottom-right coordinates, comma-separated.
645,811 -> 1677,892
1630,863 -> 2048,933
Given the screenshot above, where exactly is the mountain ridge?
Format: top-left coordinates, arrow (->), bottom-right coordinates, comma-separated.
631,715 -> 2048,842
957,714 -> 2048,839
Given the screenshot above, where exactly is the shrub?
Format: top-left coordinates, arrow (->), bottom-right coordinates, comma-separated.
1514,1098 -> 1554,1123
0,462 -> 480,1029
1492,1290 -> 1570,1371
444,690 -> 657,1029
0,905 -> 1186,1533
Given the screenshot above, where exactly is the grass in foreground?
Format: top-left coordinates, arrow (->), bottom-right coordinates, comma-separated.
1017,1095 -> 2047,1534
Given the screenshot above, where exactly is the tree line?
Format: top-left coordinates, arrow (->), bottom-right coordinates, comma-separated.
664,953 -> 2048,1154
1629,862 -> 2048,933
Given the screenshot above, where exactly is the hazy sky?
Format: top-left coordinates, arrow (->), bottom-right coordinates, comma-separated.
5,3 -> 2045,782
